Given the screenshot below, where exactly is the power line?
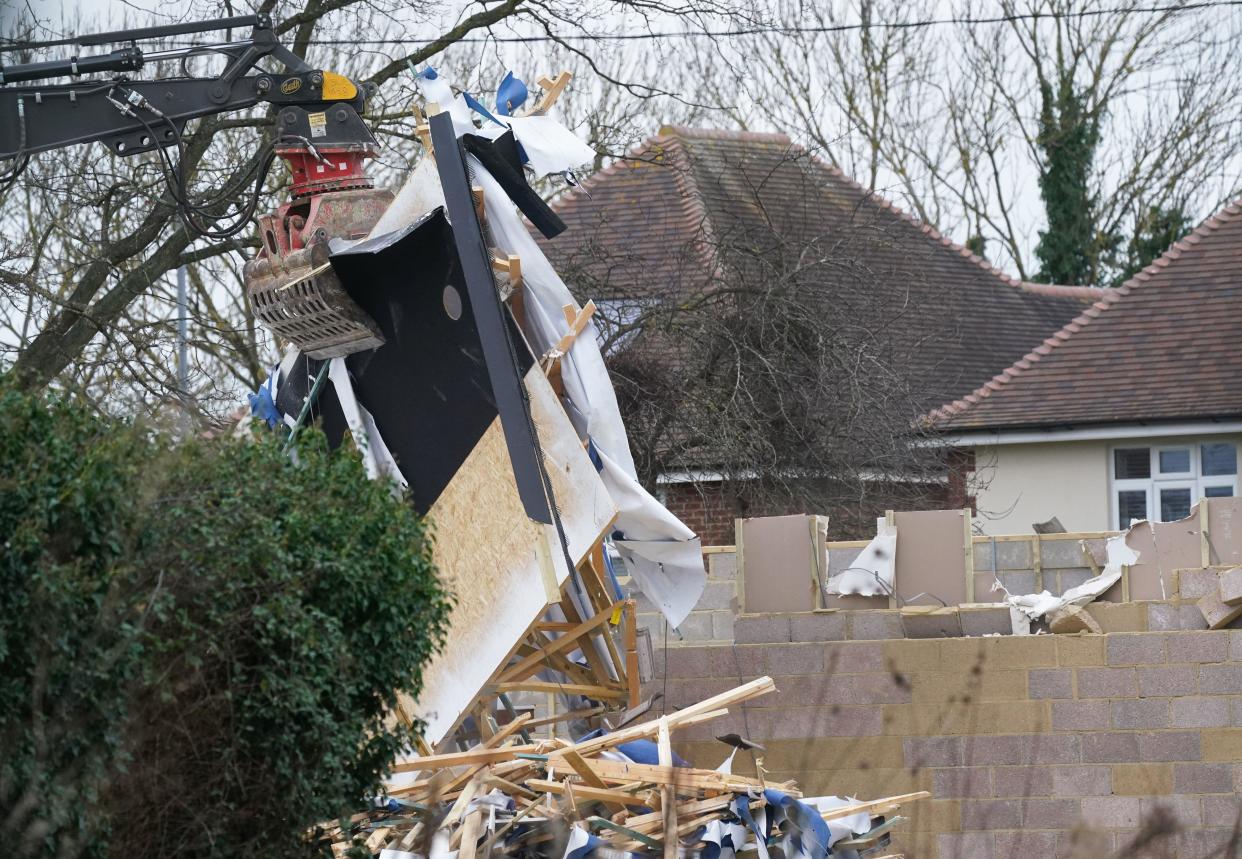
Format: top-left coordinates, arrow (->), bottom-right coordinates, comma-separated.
256,1 -> 1242,45
1,0 -> 1239,51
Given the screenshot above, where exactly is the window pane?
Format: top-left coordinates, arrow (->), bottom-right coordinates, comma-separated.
1160,487 -> 1192,521
1205,486 -> 1234,498
1114,448 -> 1151,479
1118,490 -> 1147,528
1159,448 -> 1191,474
1202,443 -> 1238,476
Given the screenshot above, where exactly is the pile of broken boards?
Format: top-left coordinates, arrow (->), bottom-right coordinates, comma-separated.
311,677 -> 927,859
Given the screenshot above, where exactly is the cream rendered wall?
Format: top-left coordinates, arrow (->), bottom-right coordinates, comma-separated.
971,440 -> 1111,535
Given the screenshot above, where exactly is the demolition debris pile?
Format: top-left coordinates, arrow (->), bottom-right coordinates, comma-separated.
314,677 -> 927,859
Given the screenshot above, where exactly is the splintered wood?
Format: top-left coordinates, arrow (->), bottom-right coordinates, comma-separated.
312,677 -> 930,857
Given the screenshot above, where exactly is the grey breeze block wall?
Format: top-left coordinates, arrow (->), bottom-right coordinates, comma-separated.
648,628 -> 1242,859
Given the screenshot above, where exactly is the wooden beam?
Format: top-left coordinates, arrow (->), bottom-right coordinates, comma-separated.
624,599 -> 641,708
489,681 -> 628,699
391,743 -> 541,774
498,603 -> 618,683
658,718 -> 677,859
563,750 -> 628,815
547,677 -> 774,759
527,778 -> 650,809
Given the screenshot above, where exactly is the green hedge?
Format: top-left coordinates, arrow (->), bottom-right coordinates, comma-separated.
0,384 -> 451,858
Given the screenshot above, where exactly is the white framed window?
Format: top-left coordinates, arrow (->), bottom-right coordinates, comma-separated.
1110,441 -> 1239,529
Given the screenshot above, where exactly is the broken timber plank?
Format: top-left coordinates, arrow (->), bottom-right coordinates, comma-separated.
526,779 -> 651,809
547,677 -> 775,759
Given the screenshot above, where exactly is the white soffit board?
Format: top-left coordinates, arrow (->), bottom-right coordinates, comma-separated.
939,420 -> 1242,447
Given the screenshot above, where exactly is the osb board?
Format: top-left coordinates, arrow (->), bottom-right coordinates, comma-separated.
1208,497 -> 1242,567
407,367 -> 617,744
1125,515 -> 1202,601
740,515 -> 825,613
892,509 -> 968,606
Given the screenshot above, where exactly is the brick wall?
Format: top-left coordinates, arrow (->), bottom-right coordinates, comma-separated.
652,627 -> 1242,858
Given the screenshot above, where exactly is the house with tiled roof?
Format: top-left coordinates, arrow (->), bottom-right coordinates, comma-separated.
542,126 -> 1097,542
929,199 -> 1242,534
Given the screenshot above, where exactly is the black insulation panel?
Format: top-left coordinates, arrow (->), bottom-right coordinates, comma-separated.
276,207 -> 534,514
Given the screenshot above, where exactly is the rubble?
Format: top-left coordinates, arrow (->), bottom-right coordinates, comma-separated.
311,677 -> 928,858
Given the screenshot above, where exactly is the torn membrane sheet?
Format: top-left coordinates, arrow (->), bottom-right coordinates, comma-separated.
476,162 -> 705,626
827,516 -> 896,598
1005,527 -> 1141,634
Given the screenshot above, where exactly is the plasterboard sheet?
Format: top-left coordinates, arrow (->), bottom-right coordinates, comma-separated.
1208,497 -> 1242,567
740,515 -> 825,613
406,367 -> 617,745
1125,509 -> 1202,601
892,509 -> 968,606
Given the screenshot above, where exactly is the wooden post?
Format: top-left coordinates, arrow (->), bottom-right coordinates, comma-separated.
624,599 -> 641,708
1033,533 -> 1043,594
963,508 -> 975,604
885,510 -> 897,609
658,717 -> 677,859
1200,498 -> 1212,567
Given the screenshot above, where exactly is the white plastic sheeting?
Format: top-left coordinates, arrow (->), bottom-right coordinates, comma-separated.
1003,528 -> 1141,634
826,516 -> 896,598
468,154 -> 705,626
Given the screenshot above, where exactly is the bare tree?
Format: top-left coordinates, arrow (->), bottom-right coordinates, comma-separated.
551,143 -> 960,537
700,0 -> 1242,282
0,0 -> 754,414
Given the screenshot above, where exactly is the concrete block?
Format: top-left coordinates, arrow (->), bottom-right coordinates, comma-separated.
1220,566 -> 1242,605
710,610 -> 734,642
1049,605 -> 1101,634
1056,634 -> 1105,666
1199,663 -> 1242,694
1177,829 -> 1236,858
1058,829 -> 1116,857
1198,585 -> 1242,629
1111,698 -> 1171,729
1106,632 -> 1167,665
708,551 -> 738,579
1180,567 -> 1221,598
1172,696 -> 1232,728
1080,796 -> 1141,829
1173,762 -> 1234,793
900,607 -> 963,639
1052,700 -> 1109,731
997,539 -> 1034,571
1231,630 -> 1242,661
733,614 -> 792,644
959,605 -> 1012,637
696,580 -> 738,611
1138,730 -> 1201,762
903,736 -> 964,768
1146,602 -> 1181,631
674,611 -> 717,641
995,832 -> 1056,857
1083,601 -> 1148,632
1166,630 -> 1229,662
1029,668 -> 1073,699
1040,538 -> 1090,568
938,832 -> 994,859
826,546 -> 862,577
823,641 -> 885,673
997,570 -> 1037,594
1201,728 -> 1242,762
992,765 -> 1052,797
1081,732 -> 1141,763
964,734 -> 1080,766
848,610 -> 904,641
1142,795 -> 1202,827
1137,665 -> 1198,697
1200,795 -> 1242,824
1111,762 -> 1172,795
1018,798 -> 1081,828
788,611 -> 846,642
932,767 -> 993,798
960,798 -> 1022,830
1055,567 -> 1093,593
1052,765 -> 1111,797
1077,667 -> 1138,697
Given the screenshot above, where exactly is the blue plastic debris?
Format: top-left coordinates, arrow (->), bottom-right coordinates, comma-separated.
496,71 -> 529,116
